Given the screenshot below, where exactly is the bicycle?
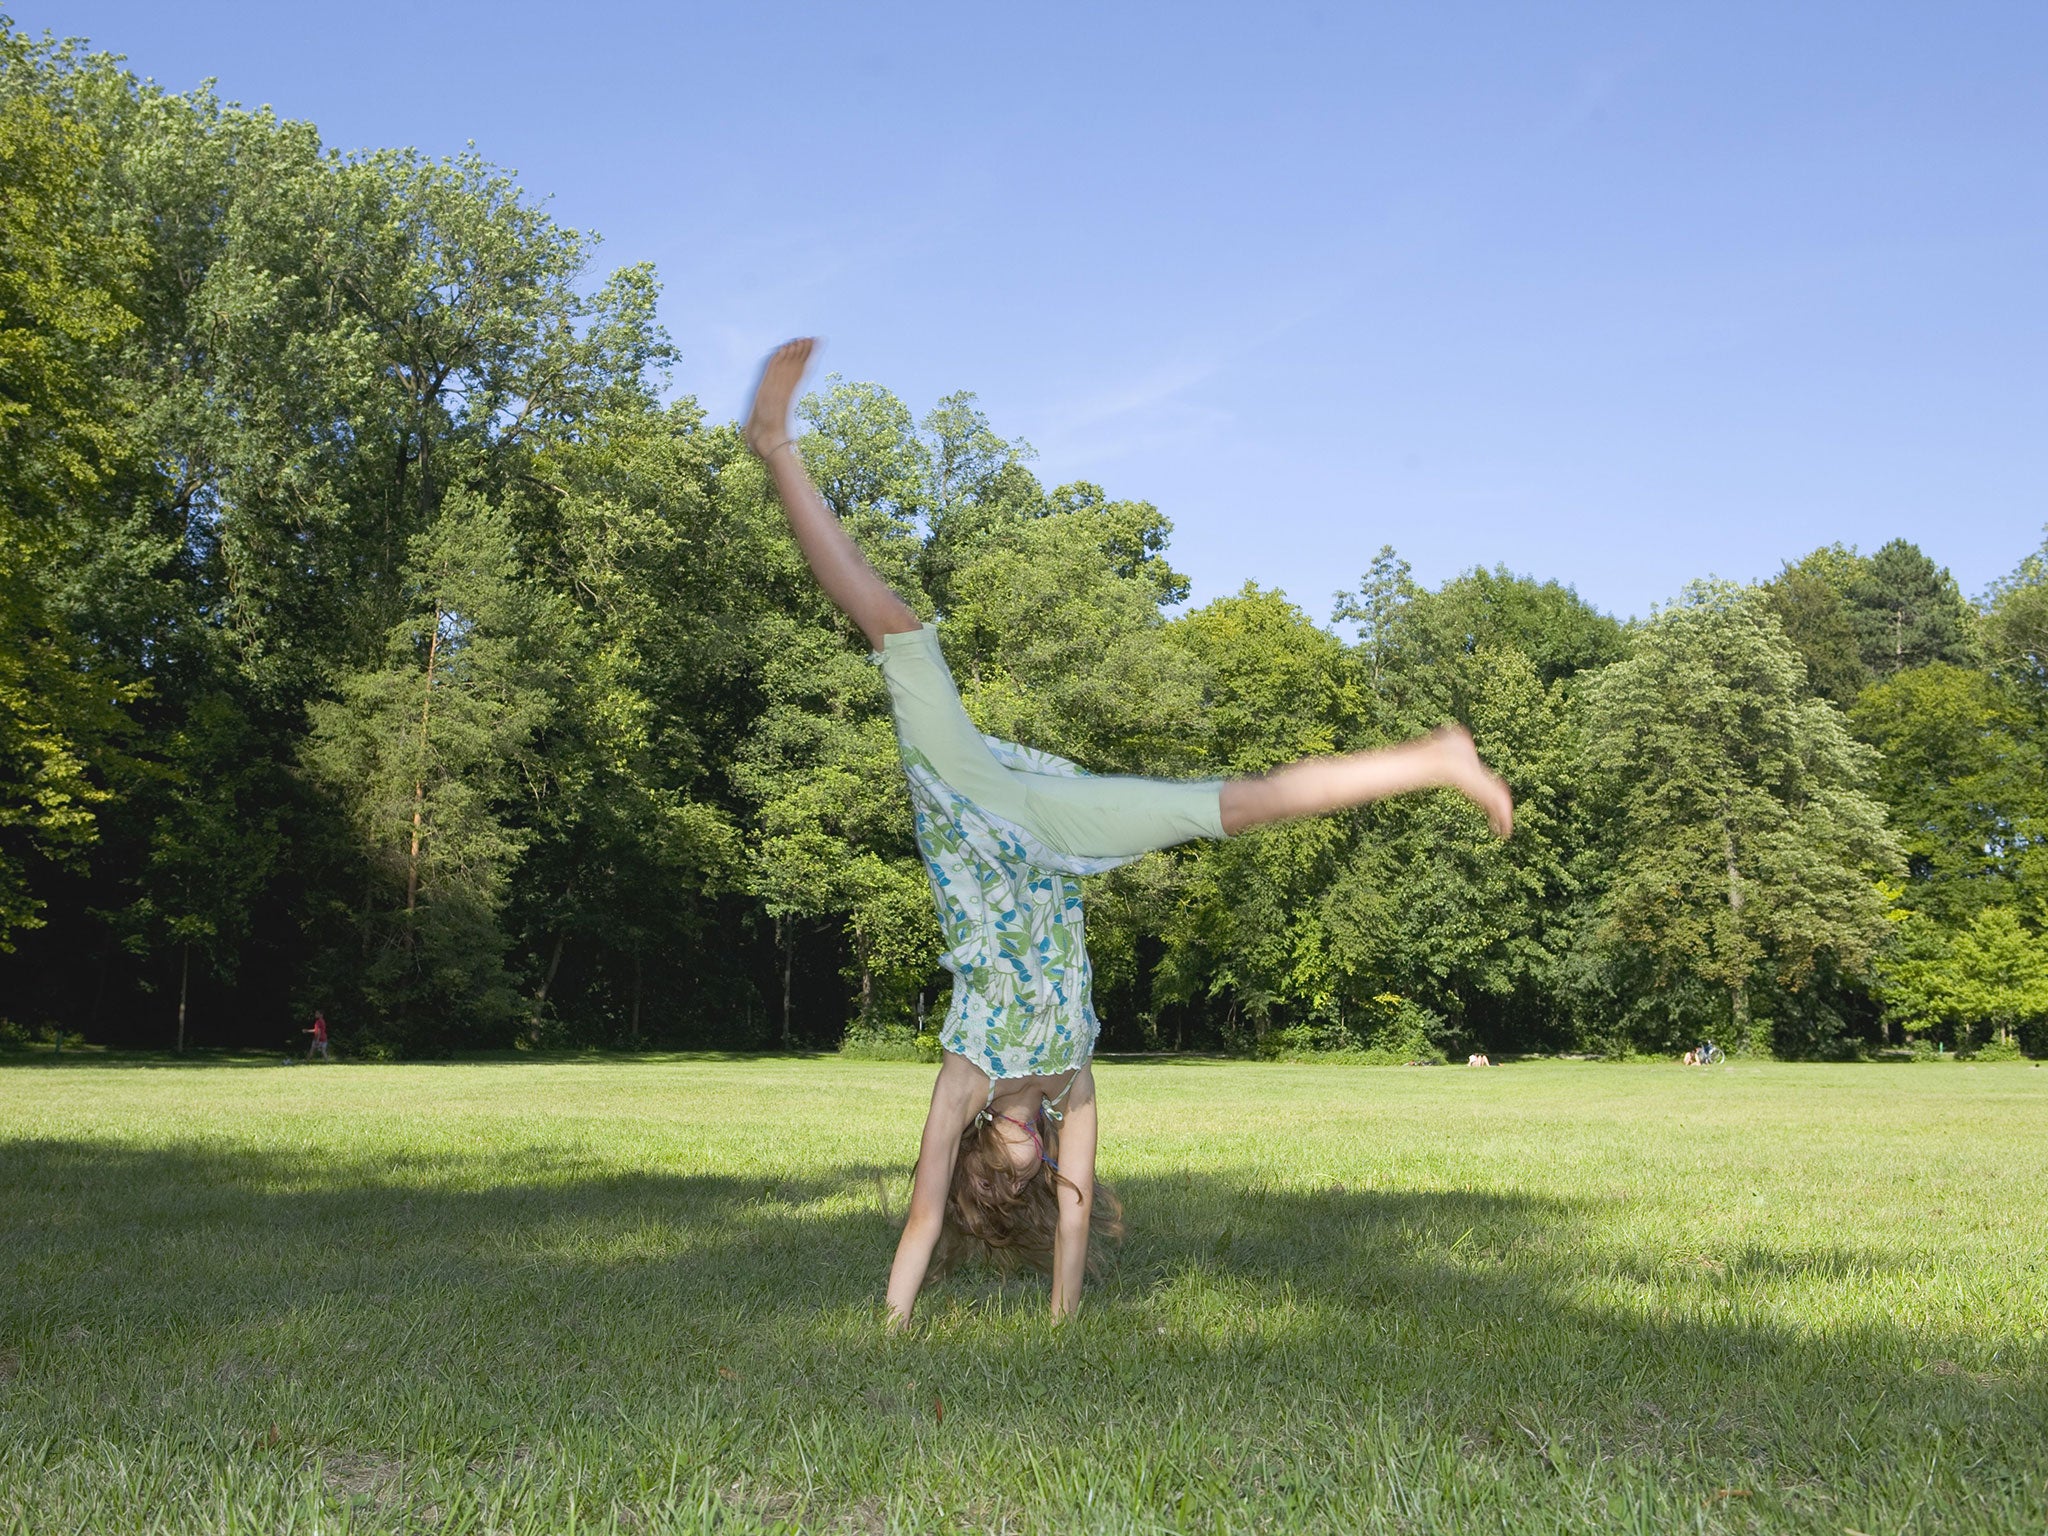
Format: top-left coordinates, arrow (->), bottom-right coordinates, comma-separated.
1693,1040 -> 1726,1067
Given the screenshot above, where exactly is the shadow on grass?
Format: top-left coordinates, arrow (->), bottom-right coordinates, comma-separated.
0,1046 -> 299,1070
3,1134 -> 2042,1516
5,1047 -> 1278,1072
0,1047 -> 851,1071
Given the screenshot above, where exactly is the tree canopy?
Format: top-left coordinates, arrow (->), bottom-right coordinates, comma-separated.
2,23 -> 2043,1061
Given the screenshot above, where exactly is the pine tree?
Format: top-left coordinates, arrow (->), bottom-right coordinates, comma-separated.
304,494 -> 566,1042
1846,539 -> 1979,679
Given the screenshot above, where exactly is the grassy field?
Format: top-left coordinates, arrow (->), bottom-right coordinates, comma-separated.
2,1054 -> 2044,1534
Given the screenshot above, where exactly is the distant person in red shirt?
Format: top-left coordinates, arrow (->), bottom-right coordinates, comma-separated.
305,1011 -> 330,1061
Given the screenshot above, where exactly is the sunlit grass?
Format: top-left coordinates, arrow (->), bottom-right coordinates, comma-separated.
3,1054 -> 2044,1533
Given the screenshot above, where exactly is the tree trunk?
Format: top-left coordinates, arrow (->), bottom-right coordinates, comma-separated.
779,917 -> 793,1049
536,933 -> 569,1015
89,934 -> 109,1029
389,435 -> 408,579
417,414 -> 433,524
403,610 -> 443,943
855,929 -> 873,1029
1723,807 -> 1749,1054
629,951 -> 643,1043
176,944 -> 189,1053
531,932 -> 566,1044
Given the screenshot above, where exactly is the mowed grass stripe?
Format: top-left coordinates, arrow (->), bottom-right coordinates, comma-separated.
2,1057 -> 2043,1534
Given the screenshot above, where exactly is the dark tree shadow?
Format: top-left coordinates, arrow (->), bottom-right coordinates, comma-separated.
3,1135 -> 2042,1530
0,1047 -> 845,1070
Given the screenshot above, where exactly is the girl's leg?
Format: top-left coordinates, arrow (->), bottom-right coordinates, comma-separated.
1220,725 -> 1513,837
875,627 -> 1028,811
1014,726 -> 1511,863
747,339 -> 921,649
1012,768 -> 1230,862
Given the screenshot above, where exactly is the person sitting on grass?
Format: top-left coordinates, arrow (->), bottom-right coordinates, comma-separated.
745,339 -> 1514,1326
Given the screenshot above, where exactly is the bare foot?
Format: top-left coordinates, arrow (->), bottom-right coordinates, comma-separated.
745,337 -> 815,457
1433,724 -> 1514,837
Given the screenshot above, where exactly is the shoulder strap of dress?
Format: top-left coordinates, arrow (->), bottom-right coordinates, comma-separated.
1042,1071 -> 1078,1121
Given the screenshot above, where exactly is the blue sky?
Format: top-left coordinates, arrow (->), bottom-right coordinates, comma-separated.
35,1 -> 2048,620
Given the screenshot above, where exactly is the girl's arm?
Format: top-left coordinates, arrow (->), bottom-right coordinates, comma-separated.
746,338 -> 920,649
884,1053 -> 984,1326
1048,1067 -> 1099,1318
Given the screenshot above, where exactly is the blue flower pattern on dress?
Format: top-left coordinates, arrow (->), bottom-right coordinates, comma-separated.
898,737 -> 1138,1079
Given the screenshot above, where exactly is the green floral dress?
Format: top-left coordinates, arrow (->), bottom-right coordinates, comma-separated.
901,738 -> 1139,1079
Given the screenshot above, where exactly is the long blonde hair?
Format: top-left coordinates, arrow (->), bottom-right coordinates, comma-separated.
927,1111 -> 1123,1281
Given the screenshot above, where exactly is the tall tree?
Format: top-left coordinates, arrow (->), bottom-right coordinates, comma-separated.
1331,545 -> 1418,692
1150,587 -> 1357,1041
1762,545 -> 1869,704
1394,564 -> 1627,691
509,405 -> 759,1043
1330,643 -> 1591,1050
1849,663 -> 2046,927
1846,538 -> 1979,680
0,33 -> 144,948
1579,583 -> 1901,1053
304,494 -> 567,1044
120,694 -> 285,1047
1982,527 -> 2048,706
916,390 -> 1043,613
1881,906 -> 2048,1052
731,616 -> 927,1041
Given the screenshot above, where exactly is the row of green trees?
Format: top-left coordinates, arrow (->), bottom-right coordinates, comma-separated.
4,27 -> 2044,1058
